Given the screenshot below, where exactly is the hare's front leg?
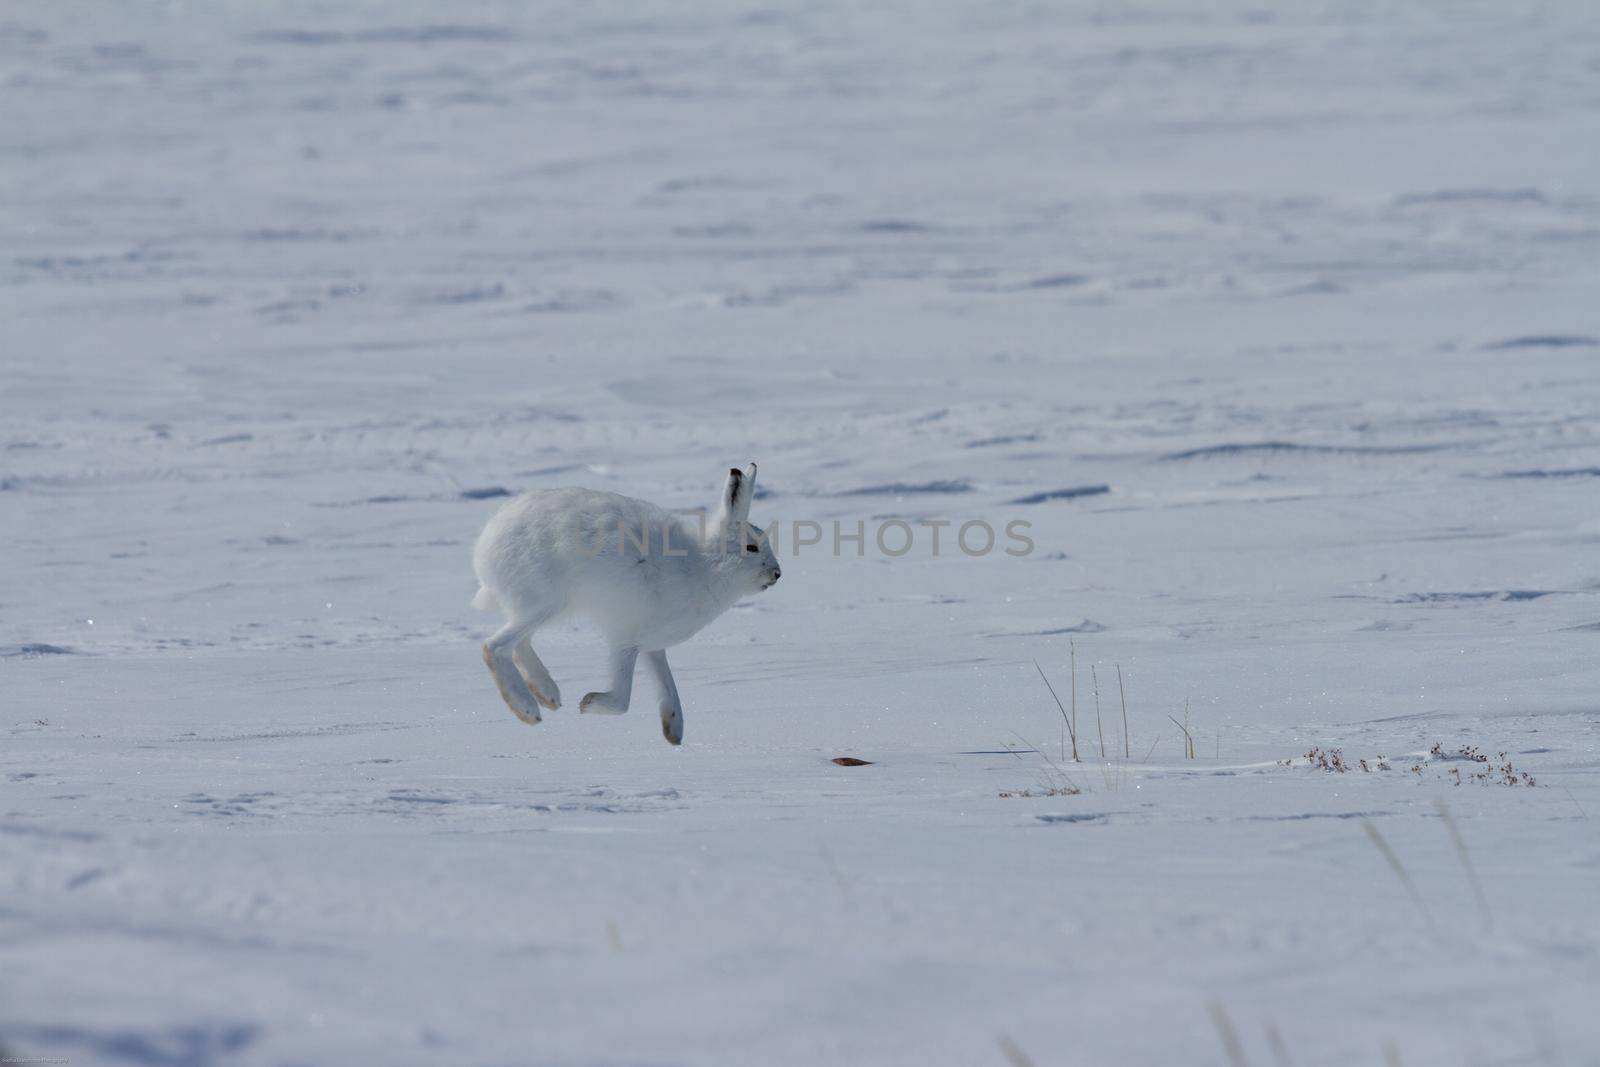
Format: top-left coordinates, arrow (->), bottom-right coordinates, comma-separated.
579,646 -> 638,716
645,650 -> 684,746
512,636 -> 561,711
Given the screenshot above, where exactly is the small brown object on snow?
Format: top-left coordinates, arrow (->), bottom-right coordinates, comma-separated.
831,757 -> 873,766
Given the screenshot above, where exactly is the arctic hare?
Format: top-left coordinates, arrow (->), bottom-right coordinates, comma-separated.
471,464 -> 780,744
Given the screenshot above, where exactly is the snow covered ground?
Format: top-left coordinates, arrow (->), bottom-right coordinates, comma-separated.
4,1 -> 1599,1063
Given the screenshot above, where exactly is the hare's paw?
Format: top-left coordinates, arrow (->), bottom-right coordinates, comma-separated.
511,644 -> 561,710
521,676 -> 560,711
515,667 -> 560,710
506,700 -> 543,726
579,691 -> 628,715
660,702 -> 683,746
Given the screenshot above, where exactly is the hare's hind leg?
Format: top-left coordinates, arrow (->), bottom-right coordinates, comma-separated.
645,649 -> 684,746
512,637 -> 561,711
578,645 -> 638,716
483,613 -> 555,725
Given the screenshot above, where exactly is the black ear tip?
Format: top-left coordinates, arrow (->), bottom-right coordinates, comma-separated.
729,467 -> 742,482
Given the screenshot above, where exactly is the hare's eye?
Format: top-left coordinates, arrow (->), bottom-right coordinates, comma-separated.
745,544 -> 759,553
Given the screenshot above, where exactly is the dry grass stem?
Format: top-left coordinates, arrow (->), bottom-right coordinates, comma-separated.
1434,799 -> 1491,926
1564,787 -> 1587,818
1265,1023 -> 1293,1067
1002,732 -> 1082,797
1091,663 -> 1105,760
817,842 -> 850,895
997,1034 -> 1037,1067
1166,714 -> 1196,761
1032,658 -> 1077,764
1207,1001 -> 1250,1067
1117,662 -> 1130,760
1070,640 -> 1079,761
1361,818 -> 1431,924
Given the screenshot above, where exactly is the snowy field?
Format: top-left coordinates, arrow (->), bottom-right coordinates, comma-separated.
4,1 -> 1600,1063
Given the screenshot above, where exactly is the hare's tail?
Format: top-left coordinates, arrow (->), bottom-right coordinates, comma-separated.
471,585 -> 499,612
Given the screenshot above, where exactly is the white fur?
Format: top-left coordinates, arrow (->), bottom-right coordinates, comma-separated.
471,463 -> 779,745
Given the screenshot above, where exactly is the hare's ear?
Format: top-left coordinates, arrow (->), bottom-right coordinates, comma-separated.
719,463 -> 755,526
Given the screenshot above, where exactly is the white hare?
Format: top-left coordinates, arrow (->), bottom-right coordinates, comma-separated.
471,463 -> 780,744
